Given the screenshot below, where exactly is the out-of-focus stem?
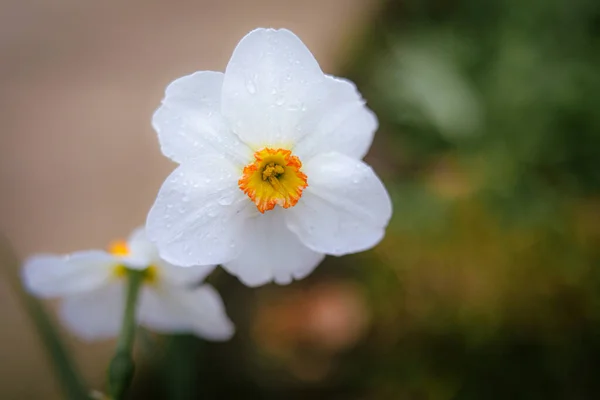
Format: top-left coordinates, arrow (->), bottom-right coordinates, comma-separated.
108,269 -> 144,400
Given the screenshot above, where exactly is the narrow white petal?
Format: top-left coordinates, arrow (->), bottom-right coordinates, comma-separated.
153,71 -> 252,165
222,210 -> 325,287
222,28 -> 327,147
138,285 -> 234,341
286,152 -> 392,256
294,75 -> 378,161
146,158 -> 251,267
59,283 -> 124,341
22,251 -> 117,298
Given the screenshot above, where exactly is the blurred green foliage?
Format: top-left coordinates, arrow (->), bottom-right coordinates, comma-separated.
363,0 -> 600,204
349,0 -> 600,398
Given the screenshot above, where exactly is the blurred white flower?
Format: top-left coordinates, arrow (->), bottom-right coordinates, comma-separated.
147,28 -> 392,287
22,227 -> 234,341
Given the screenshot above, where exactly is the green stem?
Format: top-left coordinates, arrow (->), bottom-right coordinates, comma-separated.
0,237 -> 89,399
164,335 -> 200,400
108,269 -> 145,400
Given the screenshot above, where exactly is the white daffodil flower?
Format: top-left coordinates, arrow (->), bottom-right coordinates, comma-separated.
22,228 -> 234,341
147,28 -> 392,287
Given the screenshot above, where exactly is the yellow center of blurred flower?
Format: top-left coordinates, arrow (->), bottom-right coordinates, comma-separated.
239,148 -> 308,213
108,240 -> 130,257
108,240 -> 157,283
142,265 -> 158,283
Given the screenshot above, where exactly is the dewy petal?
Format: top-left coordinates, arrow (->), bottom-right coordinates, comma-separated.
222,209 -> 325,287
22,251 -> 117,298
138,284 -> 234,341
286,152 -> 392,256
294,76 -> 378,161
153,71 -> 252,166
146,157 -> 251,267
127,226 -> 216,279
59,282 -> 124,341
221,28 -> 326,147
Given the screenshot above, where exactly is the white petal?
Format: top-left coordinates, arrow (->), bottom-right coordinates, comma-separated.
286,152 -> 392,256
138,284 -> 234,341
153,71 -> 252,165
146,157 -> 251,267
294,76 -> 378,160
221,28 -> 327,147
22,251 -> 117,298
129,226 -> 216,280
157,263 -> 215,287
222,210 -> 325,287
124,226 -> 157,269
59,282 -> 124,341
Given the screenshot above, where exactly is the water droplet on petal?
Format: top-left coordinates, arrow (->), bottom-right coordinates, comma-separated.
246,80 -> 257,94
218,194 -> 234,206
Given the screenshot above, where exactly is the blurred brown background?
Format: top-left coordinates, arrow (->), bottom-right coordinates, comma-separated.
0,1 -> 379,398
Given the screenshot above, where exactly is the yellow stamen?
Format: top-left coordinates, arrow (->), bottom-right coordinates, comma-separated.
262,163 -> 285,181
113,264 -> 128,278
144,265 -> 158,284
239,148 -> 308,213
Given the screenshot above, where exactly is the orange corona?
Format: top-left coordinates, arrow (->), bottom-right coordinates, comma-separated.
239,148 -> 308,213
